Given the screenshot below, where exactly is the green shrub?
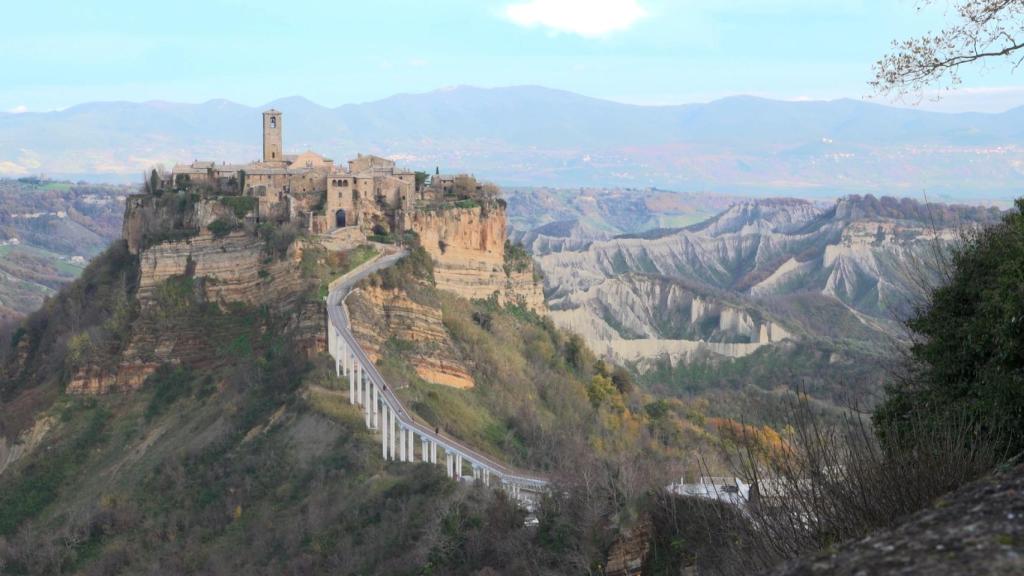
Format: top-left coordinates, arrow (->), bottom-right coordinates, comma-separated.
154,275 -> 196,312
874,198 -> 1024,455
219,196 -> 258,218
207,218 -> 238,238
144,365 -> 196,421
368,234 -> 395,244
258,222 -> 300,260
503,240 -> 531,277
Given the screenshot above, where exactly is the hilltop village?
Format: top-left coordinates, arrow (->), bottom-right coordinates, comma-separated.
164,109 -> 488,237
98,110 -> 543,393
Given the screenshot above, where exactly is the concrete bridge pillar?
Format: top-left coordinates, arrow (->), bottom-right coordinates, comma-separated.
446,453 -> 454,478
358,358 -> 366,403
342,343 -> 349,375
339,341 -> 345,376
455,454 -> 463,479
400,427 -> 407,462
327,310 -> 333,351
372,384 -> 379,426
408,429 -> 416,462
330,327 -> 339,377
389,409 -> 396,460
421,437 -> 428,464
381,403 -> 389,459
348,357 -> 356,404
358,360 -> 366,405
339,334 -> 348,375
364,380 -> 372,428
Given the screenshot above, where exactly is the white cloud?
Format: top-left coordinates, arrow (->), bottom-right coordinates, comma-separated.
504,0 -> 647,38
7,105 -> 28,114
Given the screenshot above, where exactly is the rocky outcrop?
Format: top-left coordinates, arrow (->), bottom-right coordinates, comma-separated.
348,284 -> 474,389
763,462 -> 1024,576
404,204 -> 545,312
136,231 -> 307,309
67,362 -> 156,395
605,519 -> 653,576
123,193 -> 238,255
0,415 -> 52,477
69,221 -> 317,395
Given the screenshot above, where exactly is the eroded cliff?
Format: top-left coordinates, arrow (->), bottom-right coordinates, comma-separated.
537,196 -> 993,369
348,283 -> 474,389
66,193 -> 321,394
404,204 -> 545,312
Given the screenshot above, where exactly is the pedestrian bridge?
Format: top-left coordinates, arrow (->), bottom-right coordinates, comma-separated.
325,248 -> 549,501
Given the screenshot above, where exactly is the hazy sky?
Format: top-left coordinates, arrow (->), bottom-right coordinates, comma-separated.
4,0 -> 1023,113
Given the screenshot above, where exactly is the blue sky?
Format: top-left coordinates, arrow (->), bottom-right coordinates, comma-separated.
3,0 -> 1023,113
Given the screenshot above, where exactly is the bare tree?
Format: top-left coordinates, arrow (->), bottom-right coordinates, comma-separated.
872,0 -> 1024,97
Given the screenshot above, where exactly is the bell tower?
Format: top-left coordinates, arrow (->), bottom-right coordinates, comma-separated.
262,109 -> 283,164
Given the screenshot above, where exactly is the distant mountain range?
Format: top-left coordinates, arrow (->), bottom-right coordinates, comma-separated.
2,86 -> 1023,199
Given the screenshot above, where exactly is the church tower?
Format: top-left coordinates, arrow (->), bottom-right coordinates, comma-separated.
262,109 -> 283,164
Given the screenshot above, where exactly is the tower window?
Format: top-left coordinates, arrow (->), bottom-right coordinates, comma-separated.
270,116 -> 277,128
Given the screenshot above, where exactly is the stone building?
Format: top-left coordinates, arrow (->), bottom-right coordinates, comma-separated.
324,154 -> 416,230
169,110 -> 418,234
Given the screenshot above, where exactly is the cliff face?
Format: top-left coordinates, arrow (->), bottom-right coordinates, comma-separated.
348,284 -> 473,389
136,232 -> 306,308
547,274 -> 792,366
605,520 -> 653,576
122,193 -> 238,255
69,209 -> 318,394
404,205 -> 545,312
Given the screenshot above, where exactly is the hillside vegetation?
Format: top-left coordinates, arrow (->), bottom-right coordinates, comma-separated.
0,229 -> 761,575
875,198 -> 1024,454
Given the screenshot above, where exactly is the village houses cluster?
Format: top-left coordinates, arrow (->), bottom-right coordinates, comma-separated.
166,109 -> 473,235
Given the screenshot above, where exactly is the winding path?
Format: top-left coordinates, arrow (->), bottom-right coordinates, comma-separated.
325,247 -> 549,499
